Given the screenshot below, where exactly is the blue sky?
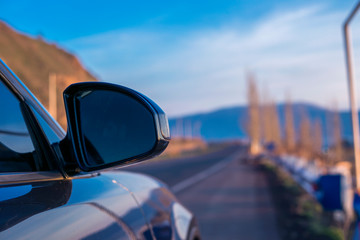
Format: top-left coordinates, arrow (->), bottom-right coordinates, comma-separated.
1,0 -> 359,116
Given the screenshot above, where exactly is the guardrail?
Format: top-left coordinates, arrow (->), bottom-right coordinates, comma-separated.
264,155 -> 354,220
271,156 -> 320,197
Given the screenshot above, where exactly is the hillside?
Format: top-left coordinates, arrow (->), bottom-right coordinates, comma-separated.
0,21 -> 353,145
169,103 -> 354,146
0,21 -> 98,128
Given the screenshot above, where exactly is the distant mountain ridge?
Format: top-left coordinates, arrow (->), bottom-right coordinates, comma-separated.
0,21 -> 98,127
0,21 -> 352,143
169,103 -> 354,144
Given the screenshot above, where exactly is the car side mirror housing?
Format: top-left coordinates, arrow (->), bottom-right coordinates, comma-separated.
63,82 -> 170,172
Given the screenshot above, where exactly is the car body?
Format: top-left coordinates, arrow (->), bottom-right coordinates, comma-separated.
0,59 -> 200,240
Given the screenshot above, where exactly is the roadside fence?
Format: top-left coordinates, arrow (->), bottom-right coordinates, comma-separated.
266,155 -> 355,221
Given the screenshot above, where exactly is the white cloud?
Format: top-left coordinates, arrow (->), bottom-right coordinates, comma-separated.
63,5 -> 357,117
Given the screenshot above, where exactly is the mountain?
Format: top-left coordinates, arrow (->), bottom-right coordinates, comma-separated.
0,21 -> 353,144
0,21 -> 98,128
169,103 -> 354,144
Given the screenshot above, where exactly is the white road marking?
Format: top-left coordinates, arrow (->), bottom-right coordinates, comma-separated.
171,150 -> 241,193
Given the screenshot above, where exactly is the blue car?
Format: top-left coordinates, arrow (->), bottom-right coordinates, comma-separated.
0,59 -> 200,240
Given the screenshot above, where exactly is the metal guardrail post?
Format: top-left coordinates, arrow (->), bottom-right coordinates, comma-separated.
343,1 -> 360,190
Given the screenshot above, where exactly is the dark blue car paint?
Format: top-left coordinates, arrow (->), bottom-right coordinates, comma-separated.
0,59 -> 199,240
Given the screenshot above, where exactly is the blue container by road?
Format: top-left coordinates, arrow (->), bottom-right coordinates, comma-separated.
317,174 -> 343,211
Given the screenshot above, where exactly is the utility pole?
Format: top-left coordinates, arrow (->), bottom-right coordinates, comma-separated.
49,73 -> 57,121
343,1 -> 360,190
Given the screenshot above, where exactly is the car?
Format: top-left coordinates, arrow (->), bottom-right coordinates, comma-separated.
0,59 -> 201,240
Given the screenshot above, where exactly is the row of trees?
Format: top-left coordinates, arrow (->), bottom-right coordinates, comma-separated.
247,73 -> 344,165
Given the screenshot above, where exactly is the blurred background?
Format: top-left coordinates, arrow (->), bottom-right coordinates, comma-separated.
2,0 -> 360,239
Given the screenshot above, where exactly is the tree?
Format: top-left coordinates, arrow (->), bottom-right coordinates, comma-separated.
332,106 -> 343,164
269,101 -> 282,150
284,94 -> 296,153
247,73 -> 261,154
262,89 -> 282,152
299,110 -> 312,158
326,102 -> 343,165
313,119 -> 323,155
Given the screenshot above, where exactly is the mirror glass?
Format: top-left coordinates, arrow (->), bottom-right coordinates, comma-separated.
77,90 -> 157,167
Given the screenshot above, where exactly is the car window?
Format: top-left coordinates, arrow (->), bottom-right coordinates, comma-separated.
30,105 -> 62,145
0,80 -> 40,172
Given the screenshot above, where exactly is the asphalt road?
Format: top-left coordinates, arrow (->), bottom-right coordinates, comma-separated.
124,144 -> 280,240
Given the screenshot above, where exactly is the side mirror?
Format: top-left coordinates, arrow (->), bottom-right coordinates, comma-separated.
63,82 -> 170,172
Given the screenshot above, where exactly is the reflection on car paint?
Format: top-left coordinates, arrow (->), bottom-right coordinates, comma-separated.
1,204 -> 130,239
0,184 -> 31,201
104,171 -> 195,240
0,180 -> 72,232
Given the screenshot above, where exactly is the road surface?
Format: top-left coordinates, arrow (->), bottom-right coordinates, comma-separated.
124,144 -> 280,240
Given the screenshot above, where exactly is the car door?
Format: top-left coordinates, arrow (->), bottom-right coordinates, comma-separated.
0,75 -> 153,239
